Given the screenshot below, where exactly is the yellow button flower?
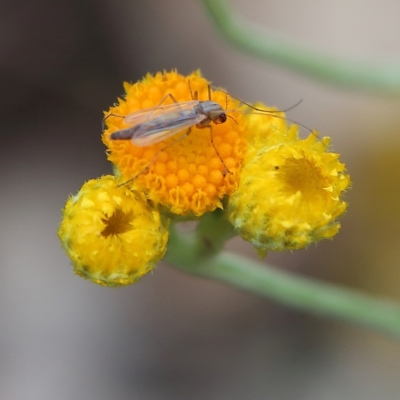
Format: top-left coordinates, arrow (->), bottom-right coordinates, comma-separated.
59,69 -> 351,288
102,70 -> 247,216
58,176 -> 169,287
227,113 -> 350,257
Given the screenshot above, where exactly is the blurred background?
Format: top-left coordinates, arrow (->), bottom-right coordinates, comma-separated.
2,0 -> 400,399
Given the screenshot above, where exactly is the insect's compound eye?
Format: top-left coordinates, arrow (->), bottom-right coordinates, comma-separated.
216,113 -> 227,124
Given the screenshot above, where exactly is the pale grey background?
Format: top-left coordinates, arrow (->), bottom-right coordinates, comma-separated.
2,1 -> 400,399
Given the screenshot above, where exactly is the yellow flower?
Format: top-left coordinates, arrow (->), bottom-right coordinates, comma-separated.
227,114 -> 350,257
58,175 -> 169,287
102,70 -> 248,216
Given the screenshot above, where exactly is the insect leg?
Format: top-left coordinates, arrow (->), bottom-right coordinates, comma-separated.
209,125 -> 232,176
188,81 -> 213,102
117,153 -> 159,187
188,80 -> 199,101
117,128 -> 193,187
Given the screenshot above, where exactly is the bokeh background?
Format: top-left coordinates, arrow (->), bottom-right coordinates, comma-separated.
2,1 -> 400,399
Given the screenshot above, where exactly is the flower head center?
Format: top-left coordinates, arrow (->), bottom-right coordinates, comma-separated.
101,208 -> 134,238
279,155 -> 328,199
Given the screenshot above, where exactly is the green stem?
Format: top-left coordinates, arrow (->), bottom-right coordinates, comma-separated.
195,208 -> 237,254
165,224 -> 400,339
202,0 -> 400,93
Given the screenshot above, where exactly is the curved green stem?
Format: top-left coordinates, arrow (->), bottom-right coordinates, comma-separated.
165,224 -> 400,339
202,0 -> 400,93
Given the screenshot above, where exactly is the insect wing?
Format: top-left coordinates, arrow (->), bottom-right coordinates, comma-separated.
130,101 -> 206,147
123,100 -> 199,125
132,114 -> 207,146
109,100 -> 202,144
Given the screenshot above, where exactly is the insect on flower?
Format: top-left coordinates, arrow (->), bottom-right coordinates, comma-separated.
106,83 -> 310,176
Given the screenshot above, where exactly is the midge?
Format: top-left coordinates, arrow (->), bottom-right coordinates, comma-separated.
109,91 -> 228,146
107,84 -> 237,172
106,84 -> 308,173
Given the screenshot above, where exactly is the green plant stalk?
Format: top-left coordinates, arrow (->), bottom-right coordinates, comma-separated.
202,0 -> 400,93
165,222 -> 400,339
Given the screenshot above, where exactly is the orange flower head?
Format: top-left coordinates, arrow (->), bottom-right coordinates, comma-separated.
102,70 -> 247,216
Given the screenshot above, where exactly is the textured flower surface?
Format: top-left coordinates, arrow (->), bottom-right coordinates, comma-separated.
58,176 -> 169,287
58,70 -> 351,287
103,70 -> 248,216
227,115 -> 350,257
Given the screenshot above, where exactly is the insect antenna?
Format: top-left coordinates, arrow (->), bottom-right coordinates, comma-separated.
210,84 -> 315,135
239,98 -> 304,113
210,84 -> 303,113
227,114 -> 238,125
242,110 -> 314,134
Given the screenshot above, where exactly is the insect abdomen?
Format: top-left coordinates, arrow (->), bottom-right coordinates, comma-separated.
110,127 -> 136,140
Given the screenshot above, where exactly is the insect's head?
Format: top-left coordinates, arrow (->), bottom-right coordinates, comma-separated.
213,112 -> 227,124
201,100 -> 227,124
